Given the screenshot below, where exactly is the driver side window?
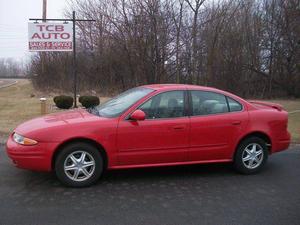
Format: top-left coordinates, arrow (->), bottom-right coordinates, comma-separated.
139,91 -> 185,119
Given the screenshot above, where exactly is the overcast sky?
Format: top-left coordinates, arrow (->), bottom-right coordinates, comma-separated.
0,0 -> 68,60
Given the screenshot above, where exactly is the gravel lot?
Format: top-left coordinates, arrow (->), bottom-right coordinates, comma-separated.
0,144 -> 299,225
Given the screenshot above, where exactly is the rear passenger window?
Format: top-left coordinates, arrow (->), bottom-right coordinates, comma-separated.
191,91 -> 229,116
227,97 -> 242,112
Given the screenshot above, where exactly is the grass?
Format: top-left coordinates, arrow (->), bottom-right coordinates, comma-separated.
0,79 -> 109,142
0,80 -> 299,143
0,80 -> 42,140
271,99 -> 300,142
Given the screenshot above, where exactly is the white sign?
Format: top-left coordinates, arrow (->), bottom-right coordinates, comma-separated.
28,23 -> 73,51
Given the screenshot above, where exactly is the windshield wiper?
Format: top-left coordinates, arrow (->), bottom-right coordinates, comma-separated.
86,107 -> 101,116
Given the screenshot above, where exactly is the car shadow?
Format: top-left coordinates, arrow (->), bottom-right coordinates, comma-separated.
2,156 -> 281,192
103,162 -> 235,182
17,162 -> 238,188
26,160 -> 286,186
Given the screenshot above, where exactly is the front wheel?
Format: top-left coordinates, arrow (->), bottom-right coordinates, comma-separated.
234,137 -> 268,174
55,142 -> 103,187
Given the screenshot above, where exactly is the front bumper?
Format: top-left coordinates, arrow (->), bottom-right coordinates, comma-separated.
6,135 -> 57,171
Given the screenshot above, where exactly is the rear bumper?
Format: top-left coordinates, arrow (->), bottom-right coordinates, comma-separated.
272,131 -> 291,153
6,135 -> 57,171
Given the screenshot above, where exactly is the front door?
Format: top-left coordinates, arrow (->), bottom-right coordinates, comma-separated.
117,90 -> 190,166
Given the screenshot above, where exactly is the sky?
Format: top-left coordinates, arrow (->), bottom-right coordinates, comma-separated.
0,0 -> 68,60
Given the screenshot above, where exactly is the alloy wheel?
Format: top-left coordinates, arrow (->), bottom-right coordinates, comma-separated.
63,151 -> 96,182
242,143 -> 264,169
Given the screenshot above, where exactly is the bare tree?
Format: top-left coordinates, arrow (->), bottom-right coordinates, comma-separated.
28,0 -> 300,98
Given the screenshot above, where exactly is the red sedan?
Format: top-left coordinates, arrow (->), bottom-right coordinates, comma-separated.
6,84 -> 290,187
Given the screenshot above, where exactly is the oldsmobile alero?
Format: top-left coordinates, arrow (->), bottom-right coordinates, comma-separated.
6,84 -> 290,187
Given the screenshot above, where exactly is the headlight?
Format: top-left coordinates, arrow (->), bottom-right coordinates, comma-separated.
13,133 -> 38,146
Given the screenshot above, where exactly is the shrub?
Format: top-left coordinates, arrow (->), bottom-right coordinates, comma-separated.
79,95 -> 100,108
53,95 -> 74,109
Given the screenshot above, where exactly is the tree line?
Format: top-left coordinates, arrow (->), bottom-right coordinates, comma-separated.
0,58 -> 24,78
29,0 -> 300,98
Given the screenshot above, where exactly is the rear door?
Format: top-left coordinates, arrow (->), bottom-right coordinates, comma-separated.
188,90 -> 248,161
117,90 -> 190,166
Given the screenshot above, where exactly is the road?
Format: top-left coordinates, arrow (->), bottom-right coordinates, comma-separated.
0,145 -> 299,225
0,79 -> 17,89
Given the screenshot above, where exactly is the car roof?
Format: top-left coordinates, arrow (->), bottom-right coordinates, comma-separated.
141,83 -> 221,92
140,83 -> 248,106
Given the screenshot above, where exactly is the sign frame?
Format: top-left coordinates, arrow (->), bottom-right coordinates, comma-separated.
29,12 -> 95,107
28,22 -> 73,52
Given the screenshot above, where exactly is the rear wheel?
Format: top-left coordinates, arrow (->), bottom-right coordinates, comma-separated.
55,142 -> 103,187
234,137 -> 268,174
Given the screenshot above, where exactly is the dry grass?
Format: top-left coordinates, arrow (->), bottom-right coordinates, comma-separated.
271,99 -> 300,142
0,79 -> 109,142
0,80 -> 299,143
0,80 -> 41,140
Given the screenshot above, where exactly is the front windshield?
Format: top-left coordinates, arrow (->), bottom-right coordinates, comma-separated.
95,87 -> 154,117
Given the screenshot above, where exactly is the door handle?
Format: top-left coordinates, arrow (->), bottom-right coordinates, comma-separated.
172,125 -> 185,130
232,121 -> 241,125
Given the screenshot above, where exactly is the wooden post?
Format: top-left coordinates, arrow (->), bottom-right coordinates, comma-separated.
40,97 -> 47,115
42,0 -> 47,20
41,0 -> 47,79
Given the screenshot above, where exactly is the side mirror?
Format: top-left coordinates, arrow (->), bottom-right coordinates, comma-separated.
130,109 -> 146,121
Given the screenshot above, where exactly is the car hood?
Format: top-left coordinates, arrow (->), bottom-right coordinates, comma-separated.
14,109 -> 102,136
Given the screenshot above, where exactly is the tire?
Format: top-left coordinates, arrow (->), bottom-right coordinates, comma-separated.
234,136 -> 268,174
55,142 -> 103,187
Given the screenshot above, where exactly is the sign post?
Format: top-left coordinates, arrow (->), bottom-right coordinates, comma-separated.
72,11 -> 77,108
29,12 -> 95,108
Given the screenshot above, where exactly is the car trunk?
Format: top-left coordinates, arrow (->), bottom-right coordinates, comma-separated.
248,100 -> 284,111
